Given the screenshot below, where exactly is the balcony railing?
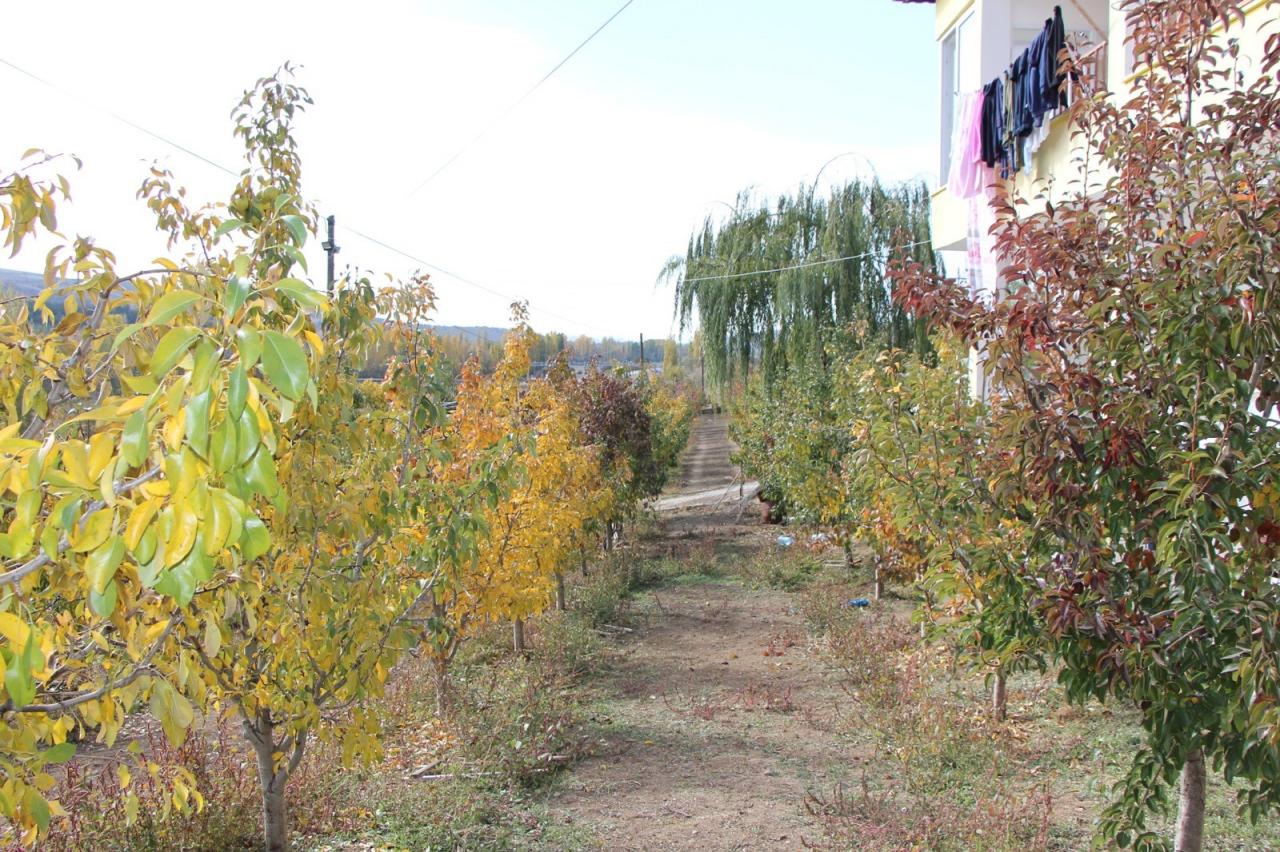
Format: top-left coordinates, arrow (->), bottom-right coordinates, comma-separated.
1069,41 -> 1108,102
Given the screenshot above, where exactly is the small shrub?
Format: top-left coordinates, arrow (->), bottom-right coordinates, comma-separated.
805,774 -> 1052,852
572,559 -> 632,629
810,607 -> 1052,850
450,656 -> 589,788
741,550 -> 822,591
529,611 -> 605,680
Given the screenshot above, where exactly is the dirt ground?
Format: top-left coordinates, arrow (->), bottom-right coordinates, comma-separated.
548,417 -> 858,851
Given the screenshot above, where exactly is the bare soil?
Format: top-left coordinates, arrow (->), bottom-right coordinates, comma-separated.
548,417 -> 859,851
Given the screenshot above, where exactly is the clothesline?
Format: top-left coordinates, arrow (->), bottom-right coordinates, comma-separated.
680,240 -> 934,284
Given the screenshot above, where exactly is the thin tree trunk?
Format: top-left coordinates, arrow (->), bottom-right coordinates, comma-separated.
842,541 -> 855,573
432,656 -> 451,718
992,666 -> 1008,722
1175,748 -> 1206,852
247,714 -> 290,852
512,618 -> 525,655
555,571 -> 567,611
873,560 -> 884,601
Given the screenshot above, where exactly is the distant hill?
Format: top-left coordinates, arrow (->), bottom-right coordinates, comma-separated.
0,268 -> 48,299
429,325 -> 509,343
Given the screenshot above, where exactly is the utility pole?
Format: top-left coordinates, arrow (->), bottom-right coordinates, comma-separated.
322,215 -> 340,296
639,333 -> 645,374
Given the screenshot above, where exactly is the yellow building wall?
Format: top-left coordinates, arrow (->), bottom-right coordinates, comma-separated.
935,0 -> 976,39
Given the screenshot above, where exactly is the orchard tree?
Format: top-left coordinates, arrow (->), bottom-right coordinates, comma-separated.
139,73 -> 502,852
894,1 -> 1280,847
839,339 -> 1043,719
423,316 -> 604,701
0,69 -> 325,841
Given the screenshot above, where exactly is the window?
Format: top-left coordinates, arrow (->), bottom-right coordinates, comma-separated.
939,12 -> 977,186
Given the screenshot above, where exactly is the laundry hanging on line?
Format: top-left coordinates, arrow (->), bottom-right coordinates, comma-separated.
951,4 -> 1072,195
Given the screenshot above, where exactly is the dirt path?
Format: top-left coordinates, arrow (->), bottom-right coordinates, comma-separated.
549,418 -> 857,851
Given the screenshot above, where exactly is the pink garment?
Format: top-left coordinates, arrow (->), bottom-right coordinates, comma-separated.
949,90 -> 987,200
967,184 -> 999,303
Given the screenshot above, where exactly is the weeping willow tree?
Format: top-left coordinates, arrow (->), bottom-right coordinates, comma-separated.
666,178 -> 937,390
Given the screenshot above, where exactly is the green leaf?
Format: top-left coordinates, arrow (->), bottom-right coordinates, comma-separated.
240,517 -> 271,561
211,417 -> 237,475
261,331 -> 308,401
151,328 -> 201,380
43,742 -> 76,763
235,407 -> 261,466
143,291 -> 202,327
273,277 -> 325,309
236,328 -> 262,368
110,322 -> 143,354
243,447 -> 279,497
184,390 -> 212,458
122,409 -> 148,468
89,580 -> 118,617
214,218 -> 243,239
84,534 -> 125,594
5,639 -> 35,708
281,215 -> 307,246
133,524 -> 159,568
225,276 -> 250,317
24,789 -> 49,833
227,365 -> 248,421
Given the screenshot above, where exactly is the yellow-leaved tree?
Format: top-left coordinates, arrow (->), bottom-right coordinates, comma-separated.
0,69 -> 325,842
423,312 -> 606,709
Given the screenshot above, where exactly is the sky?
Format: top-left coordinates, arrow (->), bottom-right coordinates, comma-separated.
1,0 -> 938,341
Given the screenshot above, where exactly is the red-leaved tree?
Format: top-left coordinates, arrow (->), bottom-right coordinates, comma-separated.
894,2 -> 1280,849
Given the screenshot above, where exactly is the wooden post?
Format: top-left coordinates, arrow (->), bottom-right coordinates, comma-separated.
321,214 -> 339,297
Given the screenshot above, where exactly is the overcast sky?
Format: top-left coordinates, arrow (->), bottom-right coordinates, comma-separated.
2,0 -> 937,340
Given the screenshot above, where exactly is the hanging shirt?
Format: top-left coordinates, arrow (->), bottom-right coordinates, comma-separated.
980,79 -> 1001,168
1042,6 -> 1069,112
949,90 -> 987,199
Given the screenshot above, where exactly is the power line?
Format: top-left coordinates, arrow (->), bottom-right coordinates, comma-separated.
0,54 -> 612,338
339,225 -> 613,336
405,0 -> 638,198
0,58 -> 239,179
679,240 -> 933,284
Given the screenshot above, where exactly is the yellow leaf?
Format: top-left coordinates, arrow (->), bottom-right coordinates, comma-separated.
0,612 -> 31,647
124,499 -> 161,551
164,503 -> 199,567
70,508 -> 113,553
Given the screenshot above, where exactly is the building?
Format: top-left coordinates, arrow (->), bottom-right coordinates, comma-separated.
895,0 -> 1276,394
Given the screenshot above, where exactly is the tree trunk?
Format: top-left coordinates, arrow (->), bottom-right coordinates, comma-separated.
842,541 -> 855,573
247,714 -> 290,852
873,560 -> 884,601
991,666 -> 1007,722
512,618 -> 525,655
1175,748 -> 1206,852
432,656 -> 451,718
555,571 -> 567,611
